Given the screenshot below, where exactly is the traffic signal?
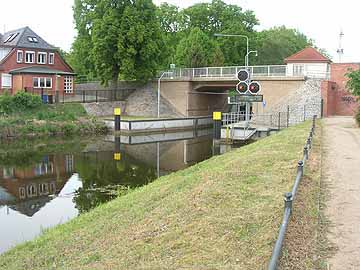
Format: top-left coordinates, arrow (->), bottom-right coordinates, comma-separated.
237,69 -> 249,81
249,81 -> 261,94
236,82 -> 248,94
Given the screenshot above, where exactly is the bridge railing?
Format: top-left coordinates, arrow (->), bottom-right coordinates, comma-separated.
161,65 -> 288,79
161,65 -> 330,80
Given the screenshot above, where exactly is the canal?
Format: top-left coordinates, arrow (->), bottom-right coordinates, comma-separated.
0,130 -> 238,254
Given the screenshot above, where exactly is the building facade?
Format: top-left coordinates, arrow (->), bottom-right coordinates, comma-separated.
285,47 -> 331,79
0,27 -> 74,99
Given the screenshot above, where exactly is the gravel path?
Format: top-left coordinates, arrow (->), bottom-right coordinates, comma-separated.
323,117 -> 360,269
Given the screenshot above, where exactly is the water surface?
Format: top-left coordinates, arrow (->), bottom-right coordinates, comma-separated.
0,132 -> 215,253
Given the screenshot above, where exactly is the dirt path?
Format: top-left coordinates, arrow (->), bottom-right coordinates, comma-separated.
323,117 -> 360,269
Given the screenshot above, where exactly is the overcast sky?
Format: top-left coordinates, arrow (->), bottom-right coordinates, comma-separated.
1,0 -> 358,62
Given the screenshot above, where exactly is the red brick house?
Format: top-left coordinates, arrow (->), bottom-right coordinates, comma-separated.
0,27 -> 75,100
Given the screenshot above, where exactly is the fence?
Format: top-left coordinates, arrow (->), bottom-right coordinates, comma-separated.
160,65 -> 330,80
221,111 -> 289,130
161,65 -> 288,79
268,115 -> 317,270
24,88 -> 135,103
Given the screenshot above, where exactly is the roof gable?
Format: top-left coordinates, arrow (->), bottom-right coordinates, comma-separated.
284,47 -> 331,64
0,27 -> 55,50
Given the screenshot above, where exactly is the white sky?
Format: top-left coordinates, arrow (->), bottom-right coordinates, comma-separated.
1,0 -> 358,62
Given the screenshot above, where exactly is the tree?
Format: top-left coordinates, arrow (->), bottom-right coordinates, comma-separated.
71,0 -> 165,85
254,26 -> 311,65
347,70 -> 360,97
346,70 -> 360,126
117,0 -> 166,82
175,27 -> 221,68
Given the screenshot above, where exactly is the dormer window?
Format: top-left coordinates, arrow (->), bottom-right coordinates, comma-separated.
28,36 -> 39,43
17,50 -> 24,63
4,33 -> 19,43
49,53 -> 54,65
25,51 -> 35,63
37,52 -> 47,64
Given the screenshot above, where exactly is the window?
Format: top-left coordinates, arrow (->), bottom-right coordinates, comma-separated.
1,74 -> 12,89
19,187 -> 26,199
17,50 -> 23,63
64,76 -> 73,93
65,155 -> 74,173
4,33 -> 18,43
33,77 -> 52,88
293,64 -> 304,76
37,52 -> 47,64
48,53 -> 54,64
26,184 -> 37,197
3,168 -> 14,179
27,36 -> 38,43
25,51 -> 35,63
39,183 -> 49,195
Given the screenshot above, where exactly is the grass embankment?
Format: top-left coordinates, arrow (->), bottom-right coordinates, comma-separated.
0,121 -> 316,270
0,103 -> 107,138
279,121 -> 323,269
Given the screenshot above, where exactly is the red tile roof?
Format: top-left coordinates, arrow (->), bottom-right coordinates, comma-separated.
284,47 -> 331,63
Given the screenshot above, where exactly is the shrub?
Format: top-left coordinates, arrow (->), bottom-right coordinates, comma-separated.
0,91 -> 42,114
0,92 -> 15,114
356,109 -> 360,127
63,123 -> 77,135
12,91 -> 42,110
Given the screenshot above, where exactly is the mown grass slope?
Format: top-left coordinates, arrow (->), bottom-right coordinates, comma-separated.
0,121 -> 313,270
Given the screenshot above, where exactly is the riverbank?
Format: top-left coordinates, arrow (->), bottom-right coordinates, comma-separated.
0,121 -> 318,269
0,103 -> 108,138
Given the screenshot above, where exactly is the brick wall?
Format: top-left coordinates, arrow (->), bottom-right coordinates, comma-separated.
328,63 -> 360,116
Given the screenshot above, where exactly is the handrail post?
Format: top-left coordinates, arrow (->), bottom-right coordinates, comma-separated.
284,192 -> 293,212
268,192 -> 293,270
303,146 -> 308,160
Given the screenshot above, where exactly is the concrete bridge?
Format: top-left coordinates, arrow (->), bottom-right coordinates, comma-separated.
158,72 -> 306,117
77,64 -> 323,121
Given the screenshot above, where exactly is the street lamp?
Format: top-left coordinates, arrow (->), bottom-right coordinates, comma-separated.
158,71 -> 173,118
214,33 -> 249,66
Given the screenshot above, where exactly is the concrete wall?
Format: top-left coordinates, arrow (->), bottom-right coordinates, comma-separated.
263,79 -> 322,124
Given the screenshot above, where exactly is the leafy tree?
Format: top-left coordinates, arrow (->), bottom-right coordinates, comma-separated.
176,27 -> 221,68
254,26 -> 311,65
157,3 -> 185,68
346,69 -> 360,126
347,70 -> 360,97
71,0 -> 164,85
117,0 -> 165,82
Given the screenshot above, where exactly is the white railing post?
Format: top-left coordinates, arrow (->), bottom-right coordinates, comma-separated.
206,67 -> 209,77
268,66 -> 270,76
220,67 -> 223,77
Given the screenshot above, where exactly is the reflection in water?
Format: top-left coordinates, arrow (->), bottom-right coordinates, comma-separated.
0,134 -> 213,253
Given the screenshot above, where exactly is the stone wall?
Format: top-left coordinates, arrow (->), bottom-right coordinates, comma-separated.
78,82 -> 180,117
125,83 -> 181,117
269,79 -> 322,124
82,101 -> 127,117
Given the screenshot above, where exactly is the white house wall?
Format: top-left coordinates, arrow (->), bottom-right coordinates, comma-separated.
286,62 -> 329,79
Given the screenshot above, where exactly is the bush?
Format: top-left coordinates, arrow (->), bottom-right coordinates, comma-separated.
12,91 -> 42,110
0,92 -> 14,114
356,109 -> 360,127
0,91 -> 42,114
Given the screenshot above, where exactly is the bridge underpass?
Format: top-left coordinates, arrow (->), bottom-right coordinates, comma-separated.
158,76 -> 306,117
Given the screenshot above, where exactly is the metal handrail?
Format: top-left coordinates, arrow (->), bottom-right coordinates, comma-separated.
160,65 -> 331,80
268,115 -> 317,270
